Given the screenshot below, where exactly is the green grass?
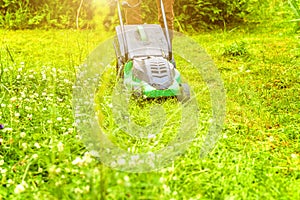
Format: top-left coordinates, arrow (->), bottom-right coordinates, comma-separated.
0,23 -> 299,199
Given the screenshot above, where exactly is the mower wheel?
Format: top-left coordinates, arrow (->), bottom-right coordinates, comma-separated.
177,83 -> 190,103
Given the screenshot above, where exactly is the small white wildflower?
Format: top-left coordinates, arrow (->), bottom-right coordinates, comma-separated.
124,175 -> 130,182
57,142 -> 64,152
291,154 -> 298,159
20,92 -> 26,98
4,127 -> 13,132
72,157 -> 83,166
20,132 -> 26,138
74,188 -> 83,194
55,168 -> 61,173
56,117 -> 62,121
84,185 -> 90,193
1,103 -> 6,107
38,168 -> 43,173
25,106 -> 32,110
16,75 -> 21,79
55,181 -> 62,186
269,136 -> 274,142
148,134 -> 156,139
117,158 -> 126,165
47,120 -> 52,124
49,165 -> 56,174
21,143 -> 27,149
7,179 -> 14,186
10,97 -> 17,102
34,143 -> 41,149
14,184 -> 25,194
32,154 -> 38,159
163,184 -> 171,194
0,160 -> 4,166
159,177 -> 165,183
28,74 -> 34,79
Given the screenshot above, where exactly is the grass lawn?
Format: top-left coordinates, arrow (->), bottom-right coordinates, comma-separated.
0,22 -> 299,199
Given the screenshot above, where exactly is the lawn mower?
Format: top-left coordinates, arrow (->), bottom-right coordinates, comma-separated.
113,0 -> 190,102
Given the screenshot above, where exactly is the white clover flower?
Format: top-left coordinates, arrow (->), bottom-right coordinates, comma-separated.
117,158 -> 126,165
0,168 -> 7,174
163,184 -> 171,194
74,188 -> 83,194
124,175 -> 130,182
38,168 -> 43,173
56,117 -> 62,121
21,143 -> 27,150
16,75 -> 21,79
57,142 -> 64,152
10,97 -> 17,102
14,181 -> 28,194
20,132 -> 26,138
84,186 -> 90,193
72,157 -> 83,166
291,154 -> 298,159
55,168 -> 61,173
32,154 -> 38,159
14,184 -> 25,194
159,177 -> 165,183
34,143 -> 41,149
82,152 -> 93,164
0,103 -> 6,107
20,92 -> 26,98
7,179 -> 14,186
0,160 -> 4,166
4,127 -> 13,132
55,181 -> 62,186
25,106 -> 32,110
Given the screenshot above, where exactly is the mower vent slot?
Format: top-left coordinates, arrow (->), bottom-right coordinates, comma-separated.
149,61 -> 169,79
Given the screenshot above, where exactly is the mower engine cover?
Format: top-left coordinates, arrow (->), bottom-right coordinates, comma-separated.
124,57 -> 182,98
114,24 -> 183,98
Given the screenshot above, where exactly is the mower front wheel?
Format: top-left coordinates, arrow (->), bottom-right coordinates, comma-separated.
177,83 -> 190,103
